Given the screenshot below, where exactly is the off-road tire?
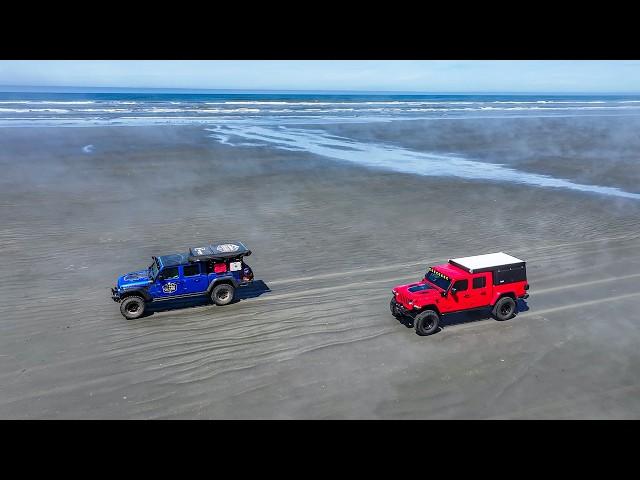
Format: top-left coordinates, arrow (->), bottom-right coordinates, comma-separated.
493,296 -> 517,321
120,296 -> 146,320
211,284 -> 235,306
414,310 -> 440,336
390,298 -> 402,319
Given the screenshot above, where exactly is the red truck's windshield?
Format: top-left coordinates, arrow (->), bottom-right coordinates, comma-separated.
425,270 -> 451,291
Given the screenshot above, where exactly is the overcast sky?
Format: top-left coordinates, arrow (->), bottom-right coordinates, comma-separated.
1,60 -> 639,93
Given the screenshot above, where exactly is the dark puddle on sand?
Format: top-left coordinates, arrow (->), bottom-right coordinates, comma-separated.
206,125 -> 640,201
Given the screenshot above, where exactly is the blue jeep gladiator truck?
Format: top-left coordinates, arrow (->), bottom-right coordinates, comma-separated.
111,241 -> 254,319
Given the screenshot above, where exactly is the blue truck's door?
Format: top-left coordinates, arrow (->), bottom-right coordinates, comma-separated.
182,263 -> 208,295
154,266 -> 184,299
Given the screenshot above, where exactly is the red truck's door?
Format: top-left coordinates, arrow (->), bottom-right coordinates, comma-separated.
467,273 -> 491,308
447,278 -> 472,311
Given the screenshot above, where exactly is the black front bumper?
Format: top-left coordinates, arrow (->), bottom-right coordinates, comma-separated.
111,287 -> 121,302
391,298 -> 415,318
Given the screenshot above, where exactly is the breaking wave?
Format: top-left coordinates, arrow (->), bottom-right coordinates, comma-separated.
2,94 -> 640,126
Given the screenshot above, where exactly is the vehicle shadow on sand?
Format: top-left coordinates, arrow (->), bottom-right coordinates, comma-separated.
396,299 -> 530,334
140,280 -> 271,317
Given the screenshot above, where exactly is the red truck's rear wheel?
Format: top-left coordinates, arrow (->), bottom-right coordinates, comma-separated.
493,296 -> 516,321
415,310 -> 440,336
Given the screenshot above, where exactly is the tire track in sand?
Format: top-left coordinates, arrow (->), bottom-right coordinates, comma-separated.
4,233 -> 636,411
100,258 -> 640,393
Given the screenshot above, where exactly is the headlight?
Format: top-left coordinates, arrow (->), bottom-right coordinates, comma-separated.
408,300 -> 413,305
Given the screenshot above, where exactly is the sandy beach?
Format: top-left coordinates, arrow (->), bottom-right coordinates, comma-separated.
1,118 -> 639,419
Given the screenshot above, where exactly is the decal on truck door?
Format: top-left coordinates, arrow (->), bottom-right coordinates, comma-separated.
162,282 -> 178,293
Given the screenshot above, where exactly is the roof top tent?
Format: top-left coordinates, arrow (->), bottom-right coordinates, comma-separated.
187,241 -> 252,263
448,252 -> 525,274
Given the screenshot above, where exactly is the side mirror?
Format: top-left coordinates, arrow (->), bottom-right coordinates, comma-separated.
450,287 -> 457,295
441,291 -> 447,297
157,274 -> 165,281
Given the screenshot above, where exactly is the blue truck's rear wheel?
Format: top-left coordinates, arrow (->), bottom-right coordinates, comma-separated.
211,284 -> 235,306
120,296 -> 146,320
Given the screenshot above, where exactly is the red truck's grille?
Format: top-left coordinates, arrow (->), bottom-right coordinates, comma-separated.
397,292 -> 411,307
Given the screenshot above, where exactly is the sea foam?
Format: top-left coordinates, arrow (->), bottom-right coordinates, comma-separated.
205,125 -> 640,200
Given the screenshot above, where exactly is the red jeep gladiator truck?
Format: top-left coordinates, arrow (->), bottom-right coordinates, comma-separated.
390,252 -> 530,336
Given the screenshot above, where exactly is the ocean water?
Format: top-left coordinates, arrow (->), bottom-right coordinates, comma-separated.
2,91 -> 640,126
2,90 -> 640,200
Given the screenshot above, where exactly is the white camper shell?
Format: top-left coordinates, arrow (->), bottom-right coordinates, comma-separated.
448,252 -> 526,285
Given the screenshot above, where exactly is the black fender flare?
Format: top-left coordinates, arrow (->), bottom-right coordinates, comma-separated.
119,288 -> 152,302
206,276 -> 239,294
415,304 -> 441,317
492,292 -> 516,308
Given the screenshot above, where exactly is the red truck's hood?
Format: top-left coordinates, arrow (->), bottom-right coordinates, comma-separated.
393,280 -> 441,308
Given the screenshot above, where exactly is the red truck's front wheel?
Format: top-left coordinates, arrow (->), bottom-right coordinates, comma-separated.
390,298 -> 402,319
415,310 -> 440,336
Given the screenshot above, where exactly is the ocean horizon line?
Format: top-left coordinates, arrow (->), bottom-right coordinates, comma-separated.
1,85 -> 640,96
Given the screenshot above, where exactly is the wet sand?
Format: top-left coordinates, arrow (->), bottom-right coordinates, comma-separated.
1,120 -> 639,419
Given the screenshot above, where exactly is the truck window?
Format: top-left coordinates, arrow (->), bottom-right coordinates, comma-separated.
161,267 -> 179,279
453,279 -> 468,291
183,264 -> 200,276
472,276 -> 486,289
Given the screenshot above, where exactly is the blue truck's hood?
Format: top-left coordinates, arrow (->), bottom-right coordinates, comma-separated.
118,270 -> 152,289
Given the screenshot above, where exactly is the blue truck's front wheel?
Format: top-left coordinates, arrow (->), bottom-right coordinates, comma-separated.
120,296 -> 146,320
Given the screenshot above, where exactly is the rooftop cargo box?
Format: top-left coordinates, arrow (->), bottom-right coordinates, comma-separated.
187,241 -> 251,262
